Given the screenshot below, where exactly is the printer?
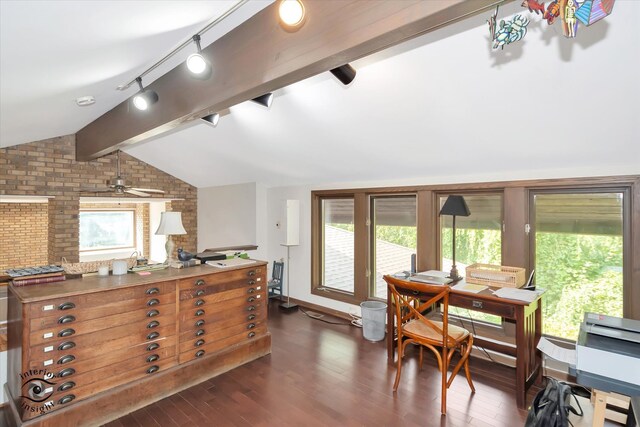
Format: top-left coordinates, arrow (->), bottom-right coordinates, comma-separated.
573,313 -> 640,396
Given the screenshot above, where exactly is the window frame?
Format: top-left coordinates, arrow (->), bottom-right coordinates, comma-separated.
311,175 -> 640,333
79,208 -> 137,253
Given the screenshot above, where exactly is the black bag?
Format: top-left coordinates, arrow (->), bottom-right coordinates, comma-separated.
525,377 -> 584,427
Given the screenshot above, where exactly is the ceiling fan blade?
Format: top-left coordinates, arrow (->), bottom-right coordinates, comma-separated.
125,189 -> 151,197
75,187 -> 113,193
131,188 -> 165,194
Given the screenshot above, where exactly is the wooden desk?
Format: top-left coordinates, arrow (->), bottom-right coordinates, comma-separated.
386,282 -> 543,409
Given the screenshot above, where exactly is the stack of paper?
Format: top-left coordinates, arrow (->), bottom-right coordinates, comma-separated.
206,258 -> 256,268
493,287 -> 544,303
451,282 -> 488,294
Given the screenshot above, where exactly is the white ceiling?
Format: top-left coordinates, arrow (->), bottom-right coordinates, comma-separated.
2,1 -> 639,189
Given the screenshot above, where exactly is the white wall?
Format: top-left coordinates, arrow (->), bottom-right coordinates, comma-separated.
197,183 -> 258,253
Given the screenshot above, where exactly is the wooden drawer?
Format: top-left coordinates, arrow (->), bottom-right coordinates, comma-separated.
179,325 -> 267,364
29,307 -> 175,345
178,319 -> 265,354
179,278 -> 264,301
180,302 -> 266,334
22,355 -> 178,421
28,329 -> 177,371
30,297 -> 175,332
179,285 -> 263,309
177,266 -> 266,290
27,281 -> 175,318
28,322 -> 176,364
450,295 -> 515,319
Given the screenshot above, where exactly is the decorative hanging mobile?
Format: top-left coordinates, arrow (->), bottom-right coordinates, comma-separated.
492,13 -> 530,49
518,0 -> 615,38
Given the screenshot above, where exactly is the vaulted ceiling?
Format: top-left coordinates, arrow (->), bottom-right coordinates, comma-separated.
2,1 -> 638,188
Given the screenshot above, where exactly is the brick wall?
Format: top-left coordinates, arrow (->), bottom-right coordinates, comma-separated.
0,203 -> 48,270
0,135 -> 197,268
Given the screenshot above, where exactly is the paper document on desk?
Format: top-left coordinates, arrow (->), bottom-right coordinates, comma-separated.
537,337 -> 576,365
206,258 -> 256,268
452,282 -> 488,294
493,287 -> 543,303
409,272 -> 452,285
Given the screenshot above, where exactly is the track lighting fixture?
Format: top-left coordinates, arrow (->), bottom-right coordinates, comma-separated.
330,64 -> 356,85
201,113 -> 220,127
251,93 -> 274,108
186,34 -> 211,78
278,0 -> 306,30
132,77 -> 159,111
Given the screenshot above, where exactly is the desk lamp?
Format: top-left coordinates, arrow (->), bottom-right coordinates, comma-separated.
155,211 -> 187,264
439,195 -> 471,281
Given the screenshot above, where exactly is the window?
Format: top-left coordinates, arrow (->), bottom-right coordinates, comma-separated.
531,191 -> 626,341
439,193 -> 502,324
321,198 -> 355,293
370,195 -> 417,300
79,210 -> 135,252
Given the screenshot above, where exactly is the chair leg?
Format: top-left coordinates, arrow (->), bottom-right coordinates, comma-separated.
464,357 -> 475,393
418,346 -> 423,371
393,340 -> 406,391
441,355 -> 448,415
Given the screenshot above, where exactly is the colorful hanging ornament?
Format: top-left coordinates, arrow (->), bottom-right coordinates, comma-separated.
544,0 -> 561,24
521,0 -> 546,15
493,14 -> 530,49
575,0 -> 615,26
561,0 -> 581,37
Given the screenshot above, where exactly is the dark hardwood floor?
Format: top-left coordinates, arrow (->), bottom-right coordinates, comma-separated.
104,302 -> 535,426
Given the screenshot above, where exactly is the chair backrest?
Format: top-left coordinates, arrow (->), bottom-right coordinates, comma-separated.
384,275 -> 454,345
272,261 -> 284,282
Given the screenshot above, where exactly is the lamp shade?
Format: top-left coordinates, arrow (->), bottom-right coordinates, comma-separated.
439,196 -> 471,217
155,211 -> 187,235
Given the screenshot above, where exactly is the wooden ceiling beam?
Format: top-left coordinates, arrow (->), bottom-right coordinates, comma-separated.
75,0 -> 504,161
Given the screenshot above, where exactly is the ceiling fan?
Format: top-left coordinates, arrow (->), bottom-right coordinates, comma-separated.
77,151 -> 165,197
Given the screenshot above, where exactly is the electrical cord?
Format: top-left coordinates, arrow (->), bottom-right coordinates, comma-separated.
298,307 -> 353,326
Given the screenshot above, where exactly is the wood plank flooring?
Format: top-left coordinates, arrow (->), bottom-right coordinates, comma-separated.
105,303 -> 536,426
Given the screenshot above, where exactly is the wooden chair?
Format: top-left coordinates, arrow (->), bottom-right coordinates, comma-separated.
384,275 -> 475,415
268,261 -> 284,300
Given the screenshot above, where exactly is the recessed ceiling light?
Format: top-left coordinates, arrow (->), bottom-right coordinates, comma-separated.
76,96 -> 95,106
279,0 -> 305,29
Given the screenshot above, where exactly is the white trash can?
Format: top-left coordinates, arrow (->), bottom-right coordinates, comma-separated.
360,301 -> 387,342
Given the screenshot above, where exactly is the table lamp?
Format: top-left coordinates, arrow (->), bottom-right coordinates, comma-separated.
155,211 -> 186,263
439,195 -> 471,281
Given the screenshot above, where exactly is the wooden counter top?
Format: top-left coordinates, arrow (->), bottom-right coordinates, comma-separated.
9,261 -> 267,303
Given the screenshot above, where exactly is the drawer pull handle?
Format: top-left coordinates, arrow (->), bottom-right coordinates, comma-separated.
58,341 -> 75,351
196,329 -> 205,336
195,299 -> 205,307
247,305 -> 256,311
195,319 -> 205,327
247,271 -> 256,277
146,354 -> 159,363
195,339 -> 205,347
247,323 -> 256,329
195,309 -> 205,317
58,355 -> 75,365
147,332 -> 160,340
147,321 -> 160,329
147,343 -> 160,351
58,302 -> 75,311
58,315 -> 75,324
195,289 -> 205,296
247,297 -> 255,303
147,298 -> 160,306
195,279 -> 205,286
57,368 -> 75,378
247,314 -> 256,321
146,365 -> 159,374
58,394 -> 75,405
248,280 -> 256,286
247,287 -> 256,293
146,287 -> 160,295
195,350 -> 205,358
248,332 -> 256,338
58,328 -> 75,338
147,309 -> 160,318
58,381 -> 75,392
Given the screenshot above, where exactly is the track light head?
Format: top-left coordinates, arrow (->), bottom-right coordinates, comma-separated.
330,64 -> 356,85
251,93 -> 274,108
201,113 -> 220,127
187,35 -> 211,78
132,77 -> 159,111
279,0 -> 306,30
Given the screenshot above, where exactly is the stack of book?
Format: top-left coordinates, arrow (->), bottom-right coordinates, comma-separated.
5,265 -> 66,287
